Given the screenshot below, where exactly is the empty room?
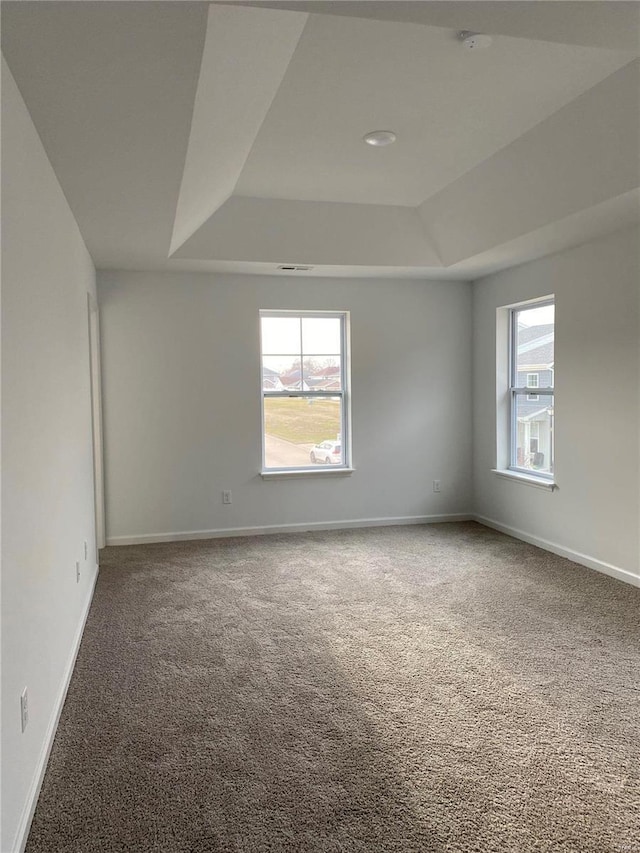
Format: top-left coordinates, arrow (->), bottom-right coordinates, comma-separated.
1,1 -> 639,851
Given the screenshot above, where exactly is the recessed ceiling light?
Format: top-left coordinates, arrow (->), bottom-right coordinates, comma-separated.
363,130 -> 397,147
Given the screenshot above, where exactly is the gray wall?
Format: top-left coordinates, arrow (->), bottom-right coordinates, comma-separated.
1,61 -> 98,852
472,226 -> 640,580
98,271 -> 473,542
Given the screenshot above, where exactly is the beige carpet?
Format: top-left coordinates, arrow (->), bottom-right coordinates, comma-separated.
25,522 -> 640,852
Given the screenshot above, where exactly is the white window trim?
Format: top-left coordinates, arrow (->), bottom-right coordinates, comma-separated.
261,467 -> 355,480
491,468 -> 557,491
260,310 -> 351,474
509,300 -> 554,480
493,296 -> 556,487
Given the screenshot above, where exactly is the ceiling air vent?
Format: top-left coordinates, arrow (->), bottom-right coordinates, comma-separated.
277,265 -> 314,272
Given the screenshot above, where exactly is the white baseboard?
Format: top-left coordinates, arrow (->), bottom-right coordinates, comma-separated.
106,513 -> 473,546
107,512 -> 640,589
473,514 -> 640,589
13,565 -> 100,853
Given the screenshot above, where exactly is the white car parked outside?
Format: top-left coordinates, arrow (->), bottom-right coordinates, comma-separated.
310,441 -> 342,464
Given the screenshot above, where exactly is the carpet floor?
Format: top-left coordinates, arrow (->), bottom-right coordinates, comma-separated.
25,522 -> 640,853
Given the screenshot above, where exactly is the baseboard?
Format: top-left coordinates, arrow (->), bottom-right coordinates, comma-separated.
106,513 -> 473,546
105,514 -> 639,589
473,514 -> 640,589
12,565 -> 100,853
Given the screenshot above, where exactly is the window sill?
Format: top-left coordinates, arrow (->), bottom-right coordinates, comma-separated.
491,469 -> 557,491
261,467 -> 355,480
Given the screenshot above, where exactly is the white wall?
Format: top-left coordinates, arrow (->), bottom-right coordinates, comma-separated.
98,271 -> 472,542
1,60 -> 98,852
472,227 -> 640,581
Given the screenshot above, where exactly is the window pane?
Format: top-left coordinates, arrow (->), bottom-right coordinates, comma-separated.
513,394 -> 554,474
264,397 -> 343,468
301,317 -> 341,355
514,304 -> 554,385
262,356 -> 301,391
261,316 -> 301,355
303,356 -> 342,391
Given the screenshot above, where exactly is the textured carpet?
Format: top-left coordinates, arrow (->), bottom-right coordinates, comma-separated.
26,522 -> 640,853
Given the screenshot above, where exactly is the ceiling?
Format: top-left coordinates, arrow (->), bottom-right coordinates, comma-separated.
2,1 -> 639,279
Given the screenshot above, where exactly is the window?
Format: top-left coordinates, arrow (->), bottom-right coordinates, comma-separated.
510,300 -> 554,478
526,372 -> 539,401
260,311 -> 350,472
529,422 -> 540,454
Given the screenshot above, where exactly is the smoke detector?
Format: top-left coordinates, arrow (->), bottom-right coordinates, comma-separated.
459,30 -> 492,50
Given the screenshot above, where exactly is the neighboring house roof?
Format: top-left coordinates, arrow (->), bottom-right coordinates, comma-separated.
263,377 -> 284,390
266,359 -> 340,392
308,378 -> 341,391
280,368 -> 301,387
310,365 -> 340,377
518,403 -> 552,421
262,365 -> 284,390
517,323 -> 554,370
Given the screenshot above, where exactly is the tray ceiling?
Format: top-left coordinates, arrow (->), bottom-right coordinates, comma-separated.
2,1 -> 638,278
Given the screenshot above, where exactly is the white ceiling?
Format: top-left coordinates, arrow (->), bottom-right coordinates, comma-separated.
2,1 -> 639,279
237,2 -> 640,50
2,2 -> 208,270
236,13 -> 632,206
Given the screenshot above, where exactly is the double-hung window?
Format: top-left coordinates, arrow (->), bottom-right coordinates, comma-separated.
260,311 -> 350,472
509,299 -> 555,478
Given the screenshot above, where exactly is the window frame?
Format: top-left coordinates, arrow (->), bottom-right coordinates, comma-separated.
508,298 -> 555,480
259,310 -> 350,474
526,372 -> 539,401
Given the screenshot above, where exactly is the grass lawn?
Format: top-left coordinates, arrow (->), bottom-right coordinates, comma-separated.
264,397 -> 341,445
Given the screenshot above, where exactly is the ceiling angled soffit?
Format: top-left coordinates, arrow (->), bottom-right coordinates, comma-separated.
446,189 -> 640,280
172,197 -> 443,268
418,59 -> 640,268
169,4 -> 308,255
229,1 -> 640,51
1,1 -> 208,269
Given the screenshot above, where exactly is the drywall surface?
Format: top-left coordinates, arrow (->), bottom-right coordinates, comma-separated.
98,271 -> 472,541
472,227 -> 640,579
173,195 -> 442,268
1,60 -> 98,852
419,60 -> 639,267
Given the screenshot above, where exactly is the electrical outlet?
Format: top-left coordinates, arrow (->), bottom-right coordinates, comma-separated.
76,560 -> 81,583
433,480 -> 441,493
84,540 -> 88,560
20,688 -> 28,732
222,490 -> 232,505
